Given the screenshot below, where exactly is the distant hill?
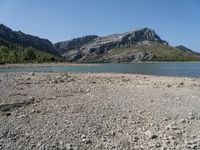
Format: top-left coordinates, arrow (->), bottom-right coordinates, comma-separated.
55,28 -> 200,62
0,24 -> 62,64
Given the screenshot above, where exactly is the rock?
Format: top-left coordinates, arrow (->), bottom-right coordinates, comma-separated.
16,114 -> 27,118
81,134 -> 86,140
101,114 -> 105,118
85,139 -> 92,144
80,134 -> 91,144
163,117 -> 168,121
176,97 -> 181,100
138,109 -> 145,114
52,79 -> 58,84
30,72 -> 35,76
65,143 -> 72,150
166,84 -> 172,87
189,116 -> 195,120
132,136 -> 139,142
145,130 -> 158,139
180,119 -> 186,123
109,130 -> 116,136
168,136 -> 175,140
55,76 -> 62,80
28,96 -> 35,101
166,122 -> 178,130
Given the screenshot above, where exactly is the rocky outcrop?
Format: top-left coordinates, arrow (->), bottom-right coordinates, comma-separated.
54,35 -> 98,52
62,50 -> 83,62
112,52 -> 154,63
59,28 -> 168,62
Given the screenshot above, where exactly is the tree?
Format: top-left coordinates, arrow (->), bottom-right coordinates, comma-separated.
23,47 -> 36,61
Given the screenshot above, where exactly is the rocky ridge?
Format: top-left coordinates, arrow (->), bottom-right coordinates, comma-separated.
55,28 -> 168,62
0,24 -> 55,54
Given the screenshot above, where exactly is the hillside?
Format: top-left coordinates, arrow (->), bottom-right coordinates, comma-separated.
0,24 -> 199,64
0,24 -> 62,64
55,28 -> 200,62
100,42 -> 200,62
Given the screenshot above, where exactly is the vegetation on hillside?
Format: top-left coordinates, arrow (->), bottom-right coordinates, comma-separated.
107,42 -> 200,62
0,40 -> 64,64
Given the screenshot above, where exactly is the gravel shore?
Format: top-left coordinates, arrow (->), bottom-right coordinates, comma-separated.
0,63 -> 99,69
1,72 -> 200,150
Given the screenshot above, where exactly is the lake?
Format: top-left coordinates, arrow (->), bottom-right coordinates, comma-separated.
0,62 -> 200,77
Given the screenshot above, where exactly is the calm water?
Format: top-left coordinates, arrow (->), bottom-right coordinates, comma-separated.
1,62 -> 200,77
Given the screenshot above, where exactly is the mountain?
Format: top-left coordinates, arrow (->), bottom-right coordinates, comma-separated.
0,24 -> 199,64
54,35 -> 98,53
0,24 -> 62,64
56,28 -> 200,62
175,45 -> 197,53
0,24 -> 55,54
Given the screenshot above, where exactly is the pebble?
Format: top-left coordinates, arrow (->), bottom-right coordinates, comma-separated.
132,136 -> 139,142
30,72 -> 35,76
16,114 -> 27,118
166,84 -> 172,87
65,143 -> 72,150
52,79 -> 58,84
28,96 -> 35,101
180,119 -> 186,123
163,117 -> 168,121
145,130 -> 158,139
189,115 -> 195,120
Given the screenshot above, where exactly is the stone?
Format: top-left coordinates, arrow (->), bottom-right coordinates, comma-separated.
166,84 -> 172,87
55,76 -> 62,80
81,134 -> 86,139
166,122 -> 177,130
180,119 -> 186,123
132,136 -> 139,142
52,79 -> 58,84
145,130 -> 158,139
163,117 -> 168,121
28,96 -> 35,101
189,115 -> 195,120
101,114 -> 105,118
65,143 -> 72,150
30,72 -> 35,76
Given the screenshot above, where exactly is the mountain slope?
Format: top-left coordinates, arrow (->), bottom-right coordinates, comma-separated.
0,24 -> 62,64
57,28 -> 200,62
1,24 -> 199,64
101,42 -> 200,62
54,35 -> 99,53
0,24 -> 55,54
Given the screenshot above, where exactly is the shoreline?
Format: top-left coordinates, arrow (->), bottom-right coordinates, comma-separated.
0,61 -> 200,69
1,72 -> 200,149
0,62 -> 101,69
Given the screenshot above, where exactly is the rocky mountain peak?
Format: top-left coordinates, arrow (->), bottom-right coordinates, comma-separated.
57,27 -> 169,62
80,28 -> 168,54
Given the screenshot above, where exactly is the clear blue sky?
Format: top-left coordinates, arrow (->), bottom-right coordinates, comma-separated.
0,0 -> 200,51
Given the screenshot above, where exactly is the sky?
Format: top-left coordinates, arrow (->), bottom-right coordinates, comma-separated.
0,0 -> 200,51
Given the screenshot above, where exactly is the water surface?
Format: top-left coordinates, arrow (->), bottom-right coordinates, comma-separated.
0,62 -> 200,77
